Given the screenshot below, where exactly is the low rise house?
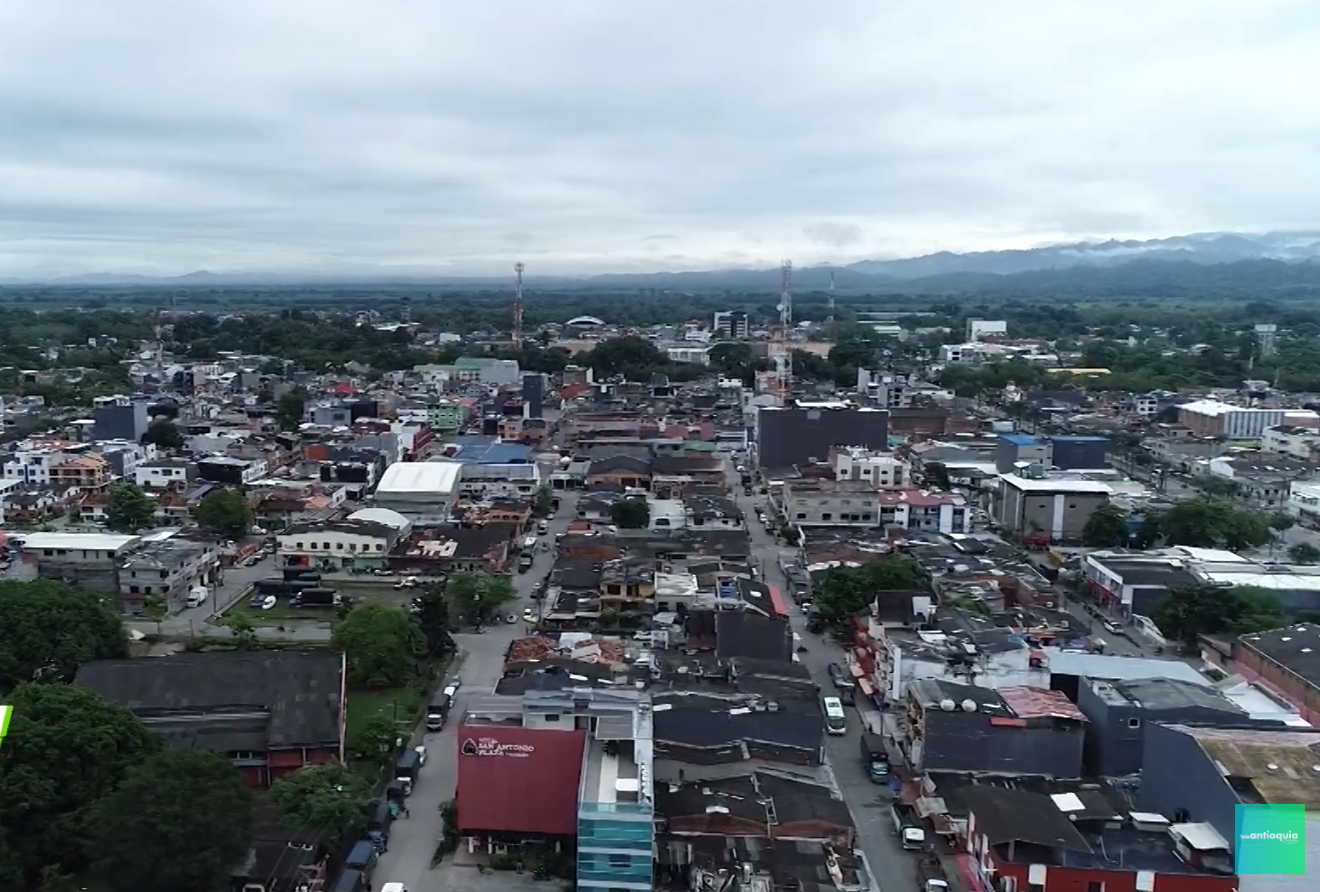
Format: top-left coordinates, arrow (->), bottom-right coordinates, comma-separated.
76,651 -> 346,787
19,531 -> 142,596
962,784 -> 1236,892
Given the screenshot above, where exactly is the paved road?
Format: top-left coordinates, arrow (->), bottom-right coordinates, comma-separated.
373,491 -> 580,892
729,471 -> 914,892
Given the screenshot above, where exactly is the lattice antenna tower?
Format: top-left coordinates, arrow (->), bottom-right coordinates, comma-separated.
512,262 -> 525,348
777,259 -> 794,389
827,269 -> 836,327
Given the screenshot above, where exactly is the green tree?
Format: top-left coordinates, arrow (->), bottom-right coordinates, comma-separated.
812,557 -> 926,625
413,583 -> 456,654
610,498 -> 650,529
194,488 -> 254,539
445,571 -> 517,625
270,763 -> 372,853
1289,542 -> 1320,565
1082,504 -> 1130,547
534,485 -> 555,515
332,604 -> 425,687
1157,498 -> 1272,552
707,342 -> 756,379
89,749 -> 253,892
275,387 -> 308,430
140,419 -> 183,450
0,580 -> 128,690
349,713 -> 401,765
103,482 -> 156,533
922,462 -> 951,490
0,684 -> 160,883
140,591 -> 168,635
224,611 -> 259,650
1154,584 -> 1287,649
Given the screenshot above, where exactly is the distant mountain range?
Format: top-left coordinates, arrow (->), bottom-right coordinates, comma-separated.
6,231 -> 1320,291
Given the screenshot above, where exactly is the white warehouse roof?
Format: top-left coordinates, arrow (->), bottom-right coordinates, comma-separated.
376,462 -> 461,496
347,507 -> 412,530
999,474 -> 1113,494
18,532 -> 142,553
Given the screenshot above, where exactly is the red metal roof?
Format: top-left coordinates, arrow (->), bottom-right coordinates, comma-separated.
456,727 -> 586,836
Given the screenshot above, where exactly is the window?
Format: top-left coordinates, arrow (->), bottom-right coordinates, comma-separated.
309,542 -> 317,549
375,544 -> 384,551
322,542 -> 331,550
1128,717 -> 1142,729
608,854 -> 632,868
821,513 -> 832,521
335,542 -> 344,550
796,513 -> 806,520
1086,882 -> 1104,892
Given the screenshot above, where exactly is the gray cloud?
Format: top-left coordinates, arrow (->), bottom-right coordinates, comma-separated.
1,0 -> 1318,276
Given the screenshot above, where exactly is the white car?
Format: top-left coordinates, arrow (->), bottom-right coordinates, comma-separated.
1103,620 -> 1121,634
414,745 -> 427,766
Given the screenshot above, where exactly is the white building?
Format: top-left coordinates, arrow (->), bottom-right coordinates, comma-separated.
457,462 -> 541,500
967,319 -> 1007,342
135,459 -> 194,488
1178,399 -> 1320,440
834,447 -> 908,488
664,344 -> 710,365
1288,482 -> 1320,522
2,445 -> 70,485
1262,425 -> 1320,463
277,517 -> 400,568
374,461 -> 462,522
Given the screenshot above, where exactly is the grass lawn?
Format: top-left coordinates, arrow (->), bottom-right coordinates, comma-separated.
221,600 -> 335,624
345,687 -> 425,740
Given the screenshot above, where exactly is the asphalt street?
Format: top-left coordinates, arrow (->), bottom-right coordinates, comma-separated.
729,468 -> 916,892
372,490 -> 579,892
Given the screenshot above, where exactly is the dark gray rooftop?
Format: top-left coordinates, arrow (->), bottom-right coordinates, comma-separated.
75,650 -> 344,749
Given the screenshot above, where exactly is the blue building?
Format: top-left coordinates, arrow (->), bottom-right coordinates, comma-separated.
576,693 -> 654,892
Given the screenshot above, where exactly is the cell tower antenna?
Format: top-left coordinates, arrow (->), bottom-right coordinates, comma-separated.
512,261 -> 525,348
774,259 -> 793,392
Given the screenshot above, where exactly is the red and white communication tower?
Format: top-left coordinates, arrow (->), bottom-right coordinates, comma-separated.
769,259 -> 793,393
512,261 -> 525,348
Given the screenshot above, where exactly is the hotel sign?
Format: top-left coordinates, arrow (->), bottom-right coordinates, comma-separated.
461,737 -> 535,758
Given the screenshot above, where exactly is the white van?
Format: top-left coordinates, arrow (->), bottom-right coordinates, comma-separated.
185,586 -> 208,608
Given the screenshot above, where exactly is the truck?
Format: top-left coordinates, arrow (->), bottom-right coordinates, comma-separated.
291,587 -> 340,608
860,734 -> 890,783
890,803 -> 926,851
425,689 -> 453,731
283,568 -> 321,581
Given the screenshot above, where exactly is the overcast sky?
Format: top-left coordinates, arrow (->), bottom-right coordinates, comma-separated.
2,0 -> 1318,277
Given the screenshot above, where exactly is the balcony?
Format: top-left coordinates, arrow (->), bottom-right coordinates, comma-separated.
576,866 -> 652,885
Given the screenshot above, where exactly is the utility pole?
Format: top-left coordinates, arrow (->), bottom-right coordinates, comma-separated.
512,262 -> 525,348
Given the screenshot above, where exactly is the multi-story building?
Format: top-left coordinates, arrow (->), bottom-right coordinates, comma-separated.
19,532 -> 142,595
712,310 -> 750,340
833,446 -> 908,487
91,396 -> 152,442
994,434 -> 1053,474
755,402 -> 889,472
50,454 -> 112,491
119,537 -> 221,613
135,458 -> 197,489
2,443 -> 70,485
1178,399 -> 1320,440
278,511 -> 409,571
990,474 -> 1112,544
1262,424 -> 1320,463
